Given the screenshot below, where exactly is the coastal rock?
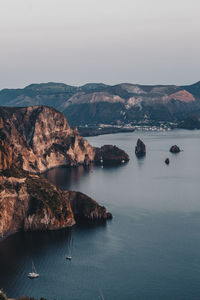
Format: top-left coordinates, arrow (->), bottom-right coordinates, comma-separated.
0,106 -> 95,173
0,167 -> 75,238
135,139 -> 146,157
0,106 -> 116,240
0,106 -> 129,173
67,191 -> 112,220
0,167 -> 111,239
165,158 -> 170,165
170,145 -> 180,153
94,145 -> 129,164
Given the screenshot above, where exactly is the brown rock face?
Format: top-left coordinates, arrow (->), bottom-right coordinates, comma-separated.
94,145 -> 129,164
168,90 -> 195,103
169,145 -> 180,153
0,168 -> 75,238
0,167 -> 112,239
0,106 -> 95,173
135,139 -> 146,157
0,106 -> 129,173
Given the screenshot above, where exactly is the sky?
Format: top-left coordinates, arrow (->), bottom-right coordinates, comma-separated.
0,0 -> 200,89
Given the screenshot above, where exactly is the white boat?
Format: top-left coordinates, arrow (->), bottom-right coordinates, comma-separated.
66,255 -> 72,260
98,288 -> 105,300
28,261 -> 39,278
121,159 -> 125,163
66,229 -> 73,261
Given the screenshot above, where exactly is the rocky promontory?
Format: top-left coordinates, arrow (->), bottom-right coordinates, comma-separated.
0,106 -> 121,240
0,106 -> 129,173
0,167 -> 112,239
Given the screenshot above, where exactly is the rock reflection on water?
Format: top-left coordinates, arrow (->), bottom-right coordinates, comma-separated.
44,165 -> 91,190
43,163 -> 126,191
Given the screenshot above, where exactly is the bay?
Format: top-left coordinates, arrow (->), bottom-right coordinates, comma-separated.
1,130 -> 200,300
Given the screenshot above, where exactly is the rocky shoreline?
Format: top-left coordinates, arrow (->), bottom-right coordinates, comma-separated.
0,106 -> 129,241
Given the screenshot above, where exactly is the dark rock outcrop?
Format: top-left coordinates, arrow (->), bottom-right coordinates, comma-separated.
165,158 -> 170,165
67,191 -> 112,220
94,145 -> 129,164
135,139 -> 146,157
170,145 -> 180,153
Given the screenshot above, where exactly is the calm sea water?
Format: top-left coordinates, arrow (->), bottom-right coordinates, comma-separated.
1,130 -> 200,300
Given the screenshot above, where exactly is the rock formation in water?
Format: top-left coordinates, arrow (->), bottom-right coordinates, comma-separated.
169,145 -> 180,153
135,139 -> 146,157
94,145 -> 129,164
0,167 -> 112,239
165,158 -> 170,165
0,106 -> 129,173
68,191 -> 112,220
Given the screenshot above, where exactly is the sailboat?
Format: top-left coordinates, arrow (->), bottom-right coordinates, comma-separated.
66,229 -> 73,260
28,261 -> 39,278
98,288 -> 105,300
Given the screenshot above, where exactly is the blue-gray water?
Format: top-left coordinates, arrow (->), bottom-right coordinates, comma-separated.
1,130 -> 200,300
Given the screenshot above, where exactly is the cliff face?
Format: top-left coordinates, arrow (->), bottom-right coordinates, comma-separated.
0,168 -> 75,238
0,106 -> 129,173
0,105 -> 120,240
0,167 -> 111,239
0,106 -> 95,173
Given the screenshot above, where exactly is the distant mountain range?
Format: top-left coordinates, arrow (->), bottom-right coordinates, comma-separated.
0,81 -> 200,127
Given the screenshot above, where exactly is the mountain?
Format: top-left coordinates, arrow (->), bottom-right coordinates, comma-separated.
0,81 -> 200,127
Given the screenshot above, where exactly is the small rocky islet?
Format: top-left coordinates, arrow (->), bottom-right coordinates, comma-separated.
0,106 -> 128,240
169,145 -> 181,153
135,138 -> 146,157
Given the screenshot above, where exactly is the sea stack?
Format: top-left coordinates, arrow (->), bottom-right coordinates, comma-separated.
170,145 -> 180,153
135,139 -> 146,157
165,158 -> 170,165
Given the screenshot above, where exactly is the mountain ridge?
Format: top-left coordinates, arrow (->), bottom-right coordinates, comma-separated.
0,81 -> 200,127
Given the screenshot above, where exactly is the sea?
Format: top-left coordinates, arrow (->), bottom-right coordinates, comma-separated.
1,130 -> 200,300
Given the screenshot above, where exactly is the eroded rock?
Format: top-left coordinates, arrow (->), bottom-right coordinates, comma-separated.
94,145 -> 129,164
0,167 -> 111,239
170,145 -> 180,153
165,158 -> 170,165
135,139 -> 146,157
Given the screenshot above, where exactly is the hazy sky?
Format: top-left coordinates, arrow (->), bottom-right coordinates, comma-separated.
0,0 -> 199,89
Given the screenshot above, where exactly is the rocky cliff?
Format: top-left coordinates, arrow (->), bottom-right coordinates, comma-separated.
0,106 -> 128,173
0,106 -> 121,240
0,106 -> 95,173
0,167 -> 111,239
